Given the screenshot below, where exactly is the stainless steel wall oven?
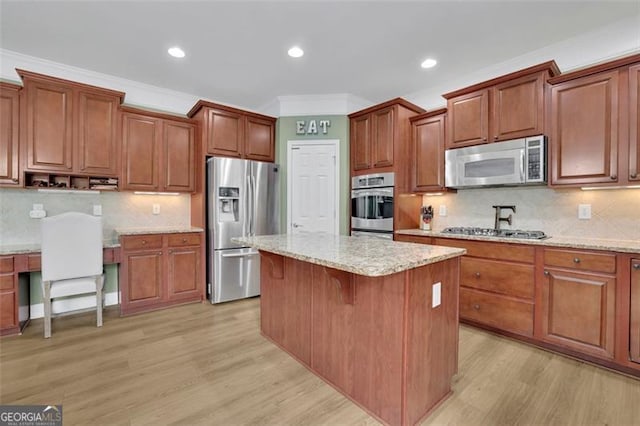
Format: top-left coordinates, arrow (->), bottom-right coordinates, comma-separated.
350,172 -> 394,238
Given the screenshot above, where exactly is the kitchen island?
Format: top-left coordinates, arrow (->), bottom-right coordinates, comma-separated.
234,234 -> 466,426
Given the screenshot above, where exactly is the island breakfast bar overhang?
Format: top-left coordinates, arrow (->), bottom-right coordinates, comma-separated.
234,234 -> 466,426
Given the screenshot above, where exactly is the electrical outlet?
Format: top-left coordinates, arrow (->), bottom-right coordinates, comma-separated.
93,204 -> 102,216
432,282 -> 441,308
152,204 -> 160,215
29,210 -> 46,219
578,204 -> 591,220
439,205 -> 447,216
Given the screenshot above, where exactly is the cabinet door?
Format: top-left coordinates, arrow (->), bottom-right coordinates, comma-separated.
541,268 -> 616,359
372,106 -> 394,168
629,64 -> 640,182
0,84 -> 20,186
121,251 -> 164,313
24,79 -> 74,172
205,108 -> 243,157
167,246 -> 201,301
550,71 -> 618,185
412,114 -> 445,191
245,116 -> 275,162
631,260 -> 640,363
163,120 -> 195,192
76,91 -> 120,176
0,272 -> 18,334
121,113 -> 160,191
491,72 -> 544,141
351,114 -> 371,171
446,89 -> 488,148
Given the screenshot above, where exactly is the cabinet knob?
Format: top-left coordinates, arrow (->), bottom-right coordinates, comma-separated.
610,175 -> 617,180
473,304 -> 480,310
168,249 -> 173,254
544,270 -> 550,276
631,173 -> 638,179
182,238 -> 187,243
158,251 -> 162,255
573,257 -> 581,264
633,264 -> 640,270
142,240 -> 147,245
494,135 -> 499,140
475,272 -> 481,278
482,137 -> 487,142
11,178 -> 18,182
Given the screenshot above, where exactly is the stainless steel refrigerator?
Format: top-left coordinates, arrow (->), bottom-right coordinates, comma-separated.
207,157 -> 280,303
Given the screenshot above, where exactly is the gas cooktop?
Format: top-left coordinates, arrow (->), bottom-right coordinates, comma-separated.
441,227 -> 548,240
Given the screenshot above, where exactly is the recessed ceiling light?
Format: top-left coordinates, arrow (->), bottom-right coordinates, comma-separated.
288,46 -> 304,58
421,58 -> 437,69
168,47 -> 185,58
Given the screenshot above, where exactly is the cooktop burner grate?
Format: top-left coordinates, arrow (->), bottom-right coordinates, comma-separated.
441,227 -> 548,239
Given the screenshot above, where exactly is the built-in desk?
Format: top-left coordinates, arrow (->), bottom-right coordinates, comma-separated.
0,244 -> 121,336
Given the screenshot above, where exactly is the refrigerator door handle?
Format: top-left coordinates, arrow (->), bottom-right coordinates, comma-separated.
221,252 -> 259,258
250,173 -> 256,235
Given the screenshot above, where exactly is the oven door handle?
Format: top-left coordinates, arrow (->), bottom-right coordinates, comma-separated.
351,189 -> 393,198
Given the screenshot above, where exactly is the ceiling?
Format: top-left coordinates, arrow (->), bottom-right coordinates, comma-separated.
1,1 -> 639,112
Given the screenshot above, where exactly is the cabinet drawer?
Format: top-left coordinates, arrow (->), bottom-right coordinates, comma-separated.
168,233 -> 202,247
394,234 -> 432,245
122,235 -> 163,251
0,257 -> 14,273
433,238 -> 534,263
460,287 -> 533,336
0,274 -> 14,290
461,257 -> 534,299
27,255 -> 41,271
543,248 -> 616,274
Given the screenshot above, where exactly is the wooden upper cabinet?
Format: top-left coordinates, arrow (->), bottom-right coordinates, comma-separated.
18,69 -> 124,177
121,112 -> 161,191
163,119 -> 195,192
492,72 -> 544,141
410,109 -> 447,192
550,71 -> 619,185
77,90 -> 120,176
351,114 -> 371,170
0,83 -> 21,186
23,78 -> 74,172
245,115 -> 275,162
444,61 -> 559,149
188,101 -> 276,162
630,64 -> 640,182
372,106 -> 394,167
447,89 -> 488,148
122,108 -> 196,193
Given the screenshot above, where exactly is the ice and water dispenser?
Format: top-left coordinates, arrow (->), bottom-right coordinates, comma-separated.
218,187 -> 239,222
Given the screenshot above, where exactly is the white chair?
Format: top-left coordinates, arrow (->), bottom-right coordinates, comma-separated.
41,212 -> 104,338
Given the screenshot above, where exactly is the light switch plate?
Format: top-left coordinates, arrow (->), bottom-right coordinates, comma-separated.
578,204 -> 591,220
33,203 -> 44,211
439,205 -> 447,216
432,282 -> 441,308
93,204 -> 102,216
152,204 -> 160,215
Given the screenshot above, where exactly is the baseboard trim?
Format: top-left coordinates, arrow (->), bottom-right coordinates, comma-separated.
30,292 -> 119,319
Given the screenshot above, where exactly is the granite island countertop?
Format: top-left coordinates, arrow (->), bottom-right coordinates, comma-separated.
233,233 -> 466,277
395,229 -> 640,254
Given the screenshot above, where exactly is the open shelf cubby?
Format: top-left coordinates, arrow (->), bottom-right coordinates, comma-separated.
24,172 -> 119,191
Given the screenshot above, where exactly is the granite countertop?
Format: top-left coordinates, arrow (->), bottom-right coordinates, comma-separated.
114,226 -> 204,236
0,240 -> 121,255
233,233 -> 466,277
395,229 -> 640,254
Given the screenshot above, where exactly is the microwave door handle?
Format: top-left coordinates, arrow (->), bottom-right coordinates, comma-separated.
520,151 -> 526,183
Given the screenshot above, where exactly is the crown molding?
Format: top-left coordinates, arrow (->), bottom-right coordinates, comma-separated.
259,93 -> 374,117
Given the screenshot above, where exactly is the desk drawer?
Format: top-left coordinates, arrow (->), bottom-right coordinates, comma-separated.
460,287 -> 533,336
122,235 -> 163,251
168,233 -> 202,247
0,257 -> 14,273
544,248 -> 616,274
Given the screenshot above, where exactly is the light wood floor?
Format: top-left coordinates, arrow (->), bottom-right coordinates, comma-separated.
1,299 -> 639,425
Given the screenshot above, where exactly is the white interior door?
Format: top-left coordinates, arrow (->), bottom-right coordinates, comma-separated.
287,141 -> 339,235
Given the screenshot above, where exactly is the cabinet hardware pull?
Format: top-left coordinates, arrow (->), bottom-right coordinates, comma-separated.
142,240 -> 147,245
544,271 -> 550,276
634,264 -> 640,270
631,173 -> 638,179
182,238 -> 187,243
482,137 -> 487,142
610,175 -> 617,180
494,135 -> 499,140
475,272 -> 481,278
473,304 -> 480,310
573,258 -> 580,263
11,178 -> 18,182
158,251 -> 162,255
168,250 -> 172,254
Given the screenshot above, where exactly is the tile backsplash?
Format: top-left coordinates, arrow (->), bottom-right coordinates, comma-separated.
0,189 -> 191,245
422,187 -> 640,241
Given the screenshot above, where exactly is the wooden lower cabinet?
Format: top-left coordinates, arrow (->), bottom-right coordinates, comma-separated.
460,288 -> 533,336
631,259 -> 640,363
120,232 -> 203,315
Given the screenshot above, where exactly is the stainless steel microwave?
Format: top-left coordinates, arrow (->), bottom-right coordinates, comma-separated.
445,136 -> 546,189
